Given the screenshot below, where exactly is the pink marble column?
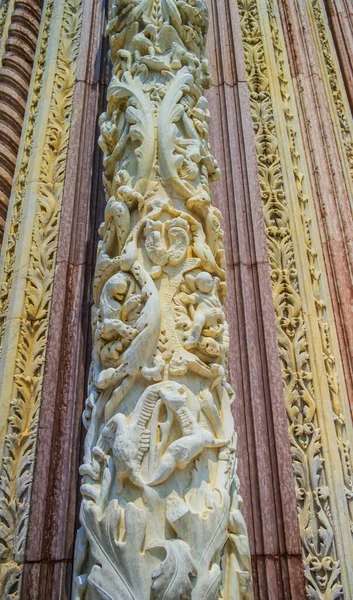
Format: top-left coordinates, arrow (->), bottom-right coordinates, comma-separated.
206,1 -> 305,597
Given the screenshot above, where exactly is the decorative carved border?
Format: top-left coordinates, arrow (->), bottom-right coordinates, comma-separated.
266,0 -> 353,533
0,0 -> 83,595
0,0 -> 53,359
238,0 -> 353,597
309,0 -> 353,193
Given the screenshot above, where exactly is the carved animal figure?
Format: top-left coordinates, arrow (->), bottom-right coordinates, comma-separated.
148,384 -> 228,485
170,41 -> 199,70
95,262 -> 161,399
94,389 -> 160,491
132,24 -> 157,59
95,273 -> 143,373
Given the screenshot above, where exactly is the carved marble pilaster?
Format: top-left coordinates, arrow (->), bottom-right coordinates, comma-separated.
238,0 -> 353,597
324,0 -> 353,111
72,1 -> 252,599
0,0 -> 42,245
0,0 -> 83,595
307,0 -> 353,200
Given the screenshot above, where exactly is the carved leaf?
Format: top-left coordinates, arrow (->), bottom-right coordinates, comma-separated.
167,486 -> 229,599
82,501 -> 151,600
149,540 -> 196,599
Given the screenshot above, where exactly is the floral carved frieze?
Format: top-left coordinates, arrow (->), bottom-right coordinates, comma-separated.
309,0 -> 353,195
238,0 -> 353,597
72,1 -> 252,599
0,0 -> 83,596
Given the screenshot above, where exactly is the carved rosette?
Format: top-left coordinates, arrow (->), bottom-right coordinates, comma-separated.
73,1 -> 252,599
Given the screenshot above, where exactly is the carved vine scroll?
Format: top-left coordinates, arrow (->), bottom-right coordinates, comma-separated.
73,1 -> 252,599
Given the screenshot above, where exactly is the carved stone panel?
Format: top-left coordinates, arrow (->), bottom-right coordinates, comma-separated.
72,1 -> 253,599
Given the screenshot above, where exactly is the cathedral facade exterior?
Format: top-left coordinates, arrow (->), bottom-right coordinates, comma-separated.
0,0 -> 352,598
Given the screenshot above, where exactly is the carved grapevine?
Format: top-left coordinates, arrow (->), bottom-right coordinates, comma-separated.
73,1 -> 252,599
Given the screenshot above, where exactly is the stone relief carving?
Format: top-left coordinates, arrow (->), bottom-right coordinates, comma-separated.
0,0 -> 83,595
0,0 -> 9,52
267,0 -> 353,545
238,0 -> 353,597
310,0 -> 353,188
0,0 -> 43,244
0,0 -> 53,359
73,1 -> 252,598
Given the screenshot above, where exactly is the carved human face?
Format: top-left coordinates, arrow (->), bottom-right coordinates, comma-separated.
195,272 -> 214,293
110,275 -> 129,299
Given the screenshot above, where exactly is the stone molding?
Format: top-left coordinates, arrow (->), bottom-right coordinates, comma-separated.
21,0 -> 108,594
0,0 -> 83,595
324,0 -> 353,112
206,0 -> 306,597
308,0 -> 353,200
0,0 -> 12,65
277,0 -> 353,426
238,0 -> 353,597
0,0 -> 43,244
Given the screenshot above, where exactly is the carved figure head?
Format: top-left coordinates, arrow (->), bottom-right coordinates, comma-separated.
194,271 -> 214,293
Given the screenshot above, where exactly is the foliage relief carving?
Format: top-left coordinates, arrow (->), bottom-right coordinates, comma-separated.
0,0 -> 83,595
310,0 -> 353,187
0,0 -> 53,358
73,1 -> 252,599
237,0 -> 353,597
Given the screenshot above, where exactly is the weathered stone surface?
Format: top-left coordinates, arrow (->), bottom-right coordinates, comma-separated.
0,0 -> 84,595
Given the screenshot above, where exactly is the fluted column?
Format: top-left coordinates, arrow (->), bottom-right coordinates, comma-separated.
72,1 -> 252,599
237,0 -> 353,596
0,0 -> 42,243
324,0 -> 353,111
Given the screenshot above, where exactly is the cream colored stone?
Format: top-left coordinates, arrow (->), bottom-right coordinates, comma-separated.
72,1 -> 252,598
0,0 -> 83,595
0,0 -> 14,67
307,0 -> 353,203
238,0 -> 353,597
